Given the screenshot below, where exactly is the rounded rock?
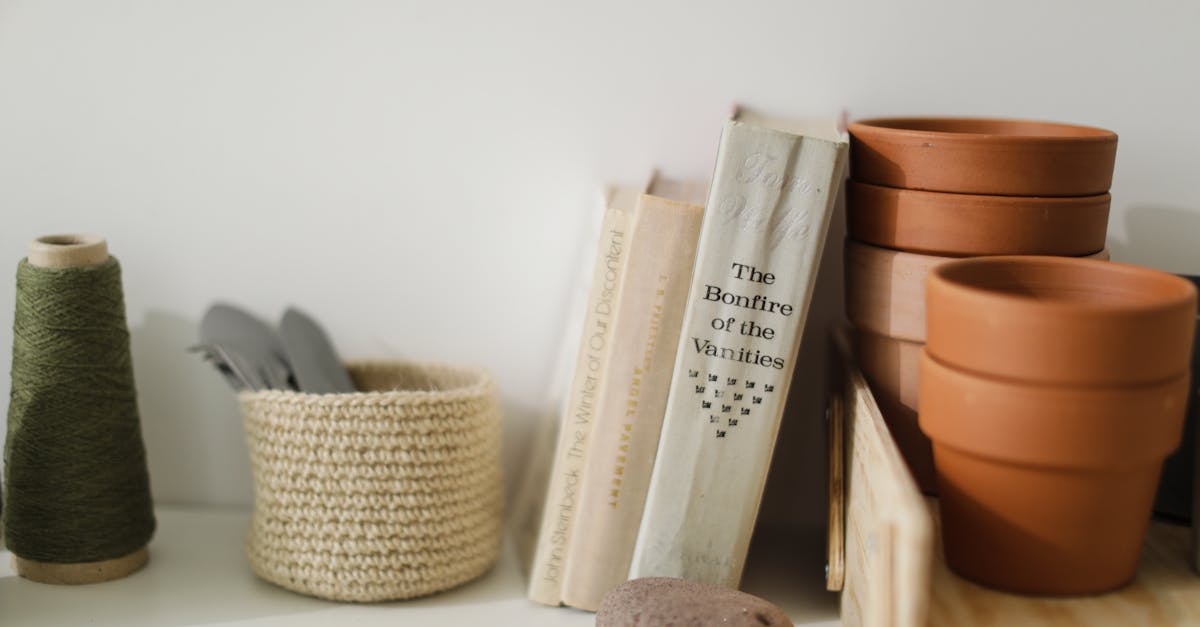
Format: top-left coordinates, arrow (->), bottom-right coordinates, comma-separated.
595,577 -> 792,627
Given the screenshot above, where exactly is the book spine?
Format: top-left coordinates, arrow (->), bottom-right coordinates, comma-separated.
629,121 -> 848,587
560,195 -> 703,611
527,202 -> 634,605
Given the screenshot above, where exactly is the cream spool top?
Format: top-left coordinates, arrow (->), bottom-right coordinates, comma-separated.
28,234 -> 108,269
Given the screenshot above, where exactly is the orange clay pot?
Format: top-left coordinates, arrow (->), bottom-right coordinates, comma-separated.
919,352 -> 1190,594
925,256 -> 1197,386
846,180 -> 1110,257
853,327 -> 935,494
848,118 -> 1117,197
845,241 -> 1109,343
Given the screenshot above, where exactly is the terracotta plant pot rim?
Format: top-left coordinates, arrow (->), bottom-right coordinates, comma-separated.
928,357 -> 1186,390
849,179 -> 1112,203
932,256 -> 1196,318
848,117 -> 1118,196
846,180 -> 1111,257
919,351 -> 1188,469
850,117 -> 1117,144
925,256 -> 1197,385
931,441 -> 1171,474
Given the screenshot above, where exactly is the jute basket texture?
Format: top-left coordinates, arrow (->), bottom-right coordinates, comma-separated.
240,360 -> 504,602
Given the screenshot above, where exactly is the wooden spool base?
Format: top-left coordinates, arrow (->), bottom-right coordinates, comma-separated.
13,546 -> 149,585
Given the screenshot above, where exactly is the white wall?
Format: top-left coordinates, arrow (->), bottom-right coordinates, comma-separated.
1,0 -> 1198,515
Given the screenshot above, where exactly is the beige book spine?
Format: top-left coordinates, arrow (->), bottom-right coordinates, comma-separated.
559,194 -> 704,611
629,118 -> 848,587
527,192 -> 637,605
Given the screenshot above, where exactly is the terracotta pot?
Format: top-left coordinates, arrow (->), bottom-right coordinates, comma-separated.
846,241 -> 1109,343
920,351 -> 1190,594
846,180 -> 1110,257
848,117 -> 1117,196
926,256 -> 1197,386
853,327 -> 935,493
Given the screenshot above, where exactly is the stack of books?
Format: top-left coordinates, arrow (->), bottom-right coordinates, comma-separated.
515,108 -> 849,611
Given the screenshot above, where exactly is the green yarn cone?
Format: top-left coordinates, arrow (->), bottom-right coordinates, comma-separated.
4,257 -> 155,563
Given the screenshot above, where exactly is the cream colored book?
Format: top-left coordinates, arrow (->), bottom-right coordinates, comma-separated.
559,179 -> 706,611
629,109 -> 849,587
526,185 -> 641,605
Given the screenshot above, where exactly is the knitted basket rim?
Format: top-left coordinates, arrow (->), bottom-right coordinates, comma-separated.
237,359 -> 494,405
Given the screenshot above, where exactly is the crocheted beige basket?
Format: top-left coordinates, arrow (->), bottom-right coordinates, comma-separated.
239,361 -> 504,602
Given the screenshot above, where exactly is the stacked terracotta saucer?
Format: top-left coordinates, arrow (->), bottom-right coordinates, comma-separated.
844,117 -> 1118,494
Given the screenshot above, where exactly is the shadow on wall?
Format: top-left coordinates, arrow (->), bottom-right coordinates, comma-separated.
1108,205 -> 1200,274
498,396 -> 541,505
129,310 -> 254,508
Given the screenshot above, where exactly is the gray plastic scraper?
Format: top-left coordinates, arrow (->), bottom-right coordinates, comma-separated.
280,307 -> 357,394
198,303 -> 297,392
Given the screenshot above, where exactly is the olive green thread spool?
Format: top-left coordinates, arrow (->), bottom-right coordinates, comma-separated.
4,234 -> 154,584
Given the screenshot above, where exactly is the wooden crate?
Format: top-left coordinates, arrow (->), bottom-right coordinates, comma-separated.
829,344 -> 1200,626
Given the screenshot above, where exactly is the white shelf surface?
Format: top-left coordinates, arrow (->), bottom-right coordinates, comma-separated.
0,507 -> 840,626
